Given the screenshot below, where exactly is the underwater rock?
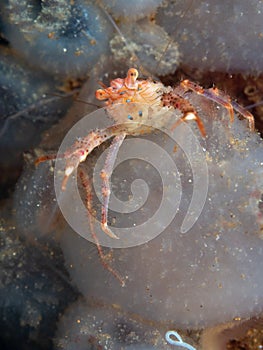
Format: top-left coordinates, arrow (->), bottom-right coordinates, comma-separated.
202,317 -> 263,350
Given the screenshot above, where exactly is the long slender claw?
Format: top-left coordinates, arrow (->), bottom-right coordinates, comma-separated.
184,112 -> 206,137
35,154 -> 57,166
100,133 -> 126,240
101,223 -> 119,239
60,164 -> 75,190
171,112 -> 206,137
181,79 -> 255,131
231,101 -> 255,131
79,167 -> 125,286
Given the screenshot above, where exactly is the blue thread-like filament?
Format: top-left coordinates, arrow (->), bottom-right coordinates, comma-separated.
165,331 -> 196,350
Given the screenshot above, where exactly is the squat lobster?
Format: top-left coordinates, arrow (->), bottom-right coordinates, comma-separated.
36,68 -> 255,240
35,68 -> 255,286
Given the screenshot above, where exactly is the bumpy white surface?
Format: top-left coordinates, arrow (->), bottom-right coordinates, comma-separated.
58,94 -> 263,328
1,0 -> 113,77
110,20 -> 180,76
55,299 -> 170,349
100,0 -> 163,20
2,0 -> 263,78
157,0 -> 263,74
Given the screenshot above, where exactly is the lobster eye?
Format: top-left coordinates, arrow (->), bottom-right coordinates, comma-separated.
95,89 -> 108,100
127,68 -> 139,80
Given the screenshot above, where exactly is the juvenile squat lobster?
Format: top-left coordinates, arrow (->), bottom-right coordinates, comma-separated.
37,68 -> 255,238
36,68 -> 255,285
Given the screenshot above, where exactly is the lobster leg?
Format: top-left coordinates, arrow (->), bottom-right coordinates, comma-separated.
181,80 -> 255,131
79,167 -> 125,287
100,133 -> 126,239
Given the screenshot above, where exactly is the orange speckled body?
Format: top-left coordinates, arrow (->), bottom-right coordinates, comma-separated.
96,68 -> 167,110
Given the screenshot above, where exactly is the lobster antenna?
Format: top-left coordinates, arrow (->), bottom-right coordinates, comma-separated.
48,92 -> 101,108
0,94 -> 75,139
246,101 -> 263,109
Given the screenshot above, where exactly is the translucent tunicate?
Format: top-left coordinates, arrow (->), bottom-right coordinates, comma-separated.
110,20 -> 180,76
55,299 -> 171,349
57,94 -> 263,328
100,0 -> 163,20
1,0 -> 113,77
156,0 -> 263,75
0,48 -> 71,196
